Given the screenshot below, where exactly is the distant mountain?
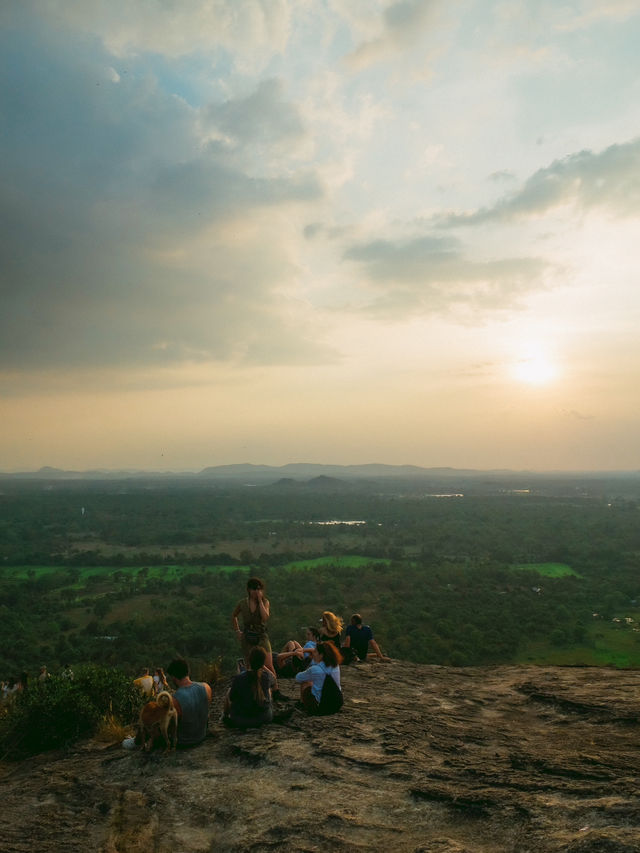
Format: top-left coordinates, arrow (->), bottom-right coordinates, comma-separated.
196,462 -> 487,481
2,464 -> 640,500
0,466 -> 196,480
267,475 -> 370,491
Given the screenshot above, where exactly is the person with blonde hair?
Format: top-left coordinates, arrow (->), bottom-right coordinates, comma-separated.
133,667 -> 154,697
319,611 -> 343,648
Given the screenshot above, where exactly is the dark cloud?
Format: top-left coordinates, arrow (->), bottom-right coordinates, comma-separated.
346,0 -> 437,68
488,170 -> 517,183
438,137 -> 640,227
203,78 -> 305,148
0,24 -> 324,372
384,0 -> 435,33
303,222 -> 352,241
343,235 -> 549,317
148,158 -> 320,231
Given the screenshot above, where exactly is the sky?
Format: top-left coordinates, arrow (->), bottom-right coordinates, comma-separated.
1,0 -> 639,473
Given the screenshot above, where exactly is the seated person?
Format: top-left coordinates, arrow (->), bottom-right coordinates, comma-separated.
222,646 -> 275,729
344,613 -> 390,662
319,611 -> 344,648
273,626 -> 319,678
295,641 -> 343,715
167,658 -> 212,747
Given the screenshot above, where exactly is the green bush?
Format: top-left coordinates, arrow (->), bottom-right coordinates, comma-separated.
0,665 -> 145,758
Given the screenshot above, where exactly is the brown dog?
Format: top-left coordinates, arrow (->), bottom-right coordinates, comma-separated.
138,691 -> 177,751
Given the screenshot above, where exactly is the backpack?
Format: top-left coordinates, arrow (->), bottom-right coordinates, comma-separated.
317,671 -> 343,716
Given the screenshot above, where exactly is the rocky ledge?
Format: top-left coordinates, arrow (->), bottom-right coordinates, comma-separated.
1,661 -> 640,853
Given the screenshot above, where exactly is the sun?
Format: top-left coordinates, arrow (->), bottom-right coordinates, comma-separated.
511,353 -> 557,386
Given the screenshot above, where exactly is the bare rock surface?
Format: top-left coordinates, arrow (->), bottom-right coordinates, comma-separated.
1,661 -> 640,852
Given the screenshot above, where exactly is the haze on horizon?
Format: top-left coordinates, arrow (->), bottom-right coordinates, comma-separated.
1,1 -> 639,474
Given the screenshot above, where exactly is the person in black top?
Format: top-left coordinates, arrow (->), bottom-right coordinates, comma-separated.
319,611 -> 343,647
222,646 -> 275,729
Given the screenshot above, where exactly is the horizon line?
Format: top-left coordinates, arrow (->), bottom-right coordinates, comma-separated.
1,463 -> 639,477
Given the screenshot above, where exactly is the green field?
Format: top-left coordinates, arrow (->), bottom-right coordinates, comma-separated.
516,610 -> 640,668
0,565 -> 65,580
511,562 -> 581,578
2,550 -> 638,672
0,555 -> 390,584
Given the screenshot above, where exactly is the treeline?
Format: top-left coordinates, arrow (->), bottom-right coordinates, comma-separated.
2,552 -> 639,678
2,486 -> 640,677
2,485 -> 640,567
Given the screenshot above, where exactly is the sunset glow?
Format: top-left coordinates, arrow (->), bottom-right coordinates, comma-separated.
512,354 -> 558,386
1,2 -> 639,472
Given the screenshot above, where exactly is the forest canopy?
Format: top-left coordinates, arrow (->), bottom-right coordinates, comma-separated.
1,476 -> 639,676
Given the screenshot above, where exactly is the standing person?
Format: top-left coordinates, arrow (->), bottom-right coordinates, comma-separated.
344,613 -> 390,662
167,658 -> 212,748
133,668 -> 154,696
153,667 -> 170,695
222,646 -> 275,729
295,642 -> 343,715
231,577 -> 273,670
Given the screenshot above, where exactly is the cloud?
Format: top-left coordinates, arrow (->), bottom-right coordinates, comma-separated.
437,137 -> 640,227
346,0 -> 437,69
343,235 -> 549,319
147,157 -> 321,232
0,24 -> 325,374
552,0 -> 639,31
203,78 -> 305,151
560,409 -> 595,421
5,0 -> 293,62
304,222 -> 353,241
488,170 -> 517,184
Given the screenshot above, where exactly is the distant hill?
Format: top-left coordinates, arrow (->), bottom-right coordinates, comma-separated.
0,466 -> 196,480
2,463 -> 638,482
2,464 -> 640,500
197,462 -> 484,481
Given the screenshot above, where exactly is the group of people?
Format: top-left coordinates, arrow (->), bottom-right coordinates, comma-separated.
130,575 -> 389,748
0,677 -> 26,702
1,664 -> 73,704
133,667 -> 170,697
222,576 -> 388,731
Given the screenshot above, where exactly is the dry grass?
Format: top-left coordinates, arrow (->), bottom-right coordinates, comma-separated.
201,657 -> 224,686
95,713 -> 133,744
